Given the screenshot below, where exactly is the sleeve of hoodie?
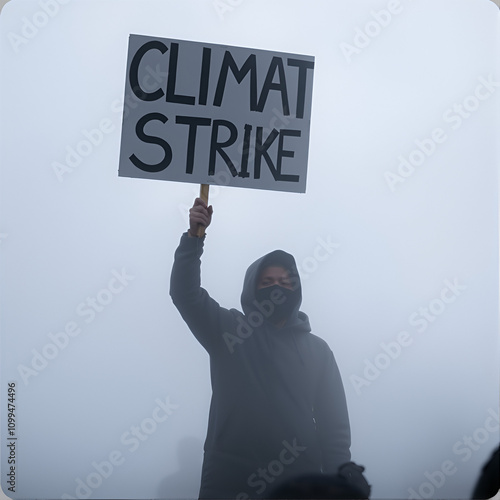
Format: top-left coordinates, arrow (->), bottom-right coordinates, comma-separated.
314,347 -> 352,474
170,232 -> 235,354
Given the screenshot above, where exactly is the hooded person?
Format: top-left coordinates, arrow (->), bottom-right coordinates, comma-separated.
170,198 -> 368,499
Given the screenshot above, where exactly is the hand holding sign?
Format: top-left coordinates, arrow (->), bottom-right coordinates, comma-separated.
188,194 -> 213,238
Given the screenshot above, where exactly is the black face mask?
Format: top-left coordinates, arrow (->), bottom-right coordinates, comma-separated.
254,284 -> 300,325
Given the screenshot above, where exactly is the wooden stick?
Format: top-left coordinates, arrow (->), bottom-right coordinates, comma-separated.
197,184 -> 210,238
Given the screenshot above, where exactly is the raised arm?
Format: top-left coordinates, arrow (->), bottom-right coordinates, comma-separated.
170,198 -> 232,354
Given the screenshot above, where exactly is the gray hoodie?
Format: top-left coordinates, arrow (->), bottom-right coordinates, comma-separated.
170,233 -> 351,499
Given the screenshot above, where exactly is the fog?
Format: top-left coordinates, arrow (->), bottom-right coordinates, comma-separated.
0,0 -> 498,499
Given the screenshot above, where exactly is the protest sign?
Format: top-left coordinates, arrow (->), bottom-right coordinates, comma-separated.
118,34 -> 315,193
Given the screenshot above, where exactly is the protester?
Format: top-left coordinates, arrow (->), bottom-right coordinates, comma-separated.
170,197 -> 370,499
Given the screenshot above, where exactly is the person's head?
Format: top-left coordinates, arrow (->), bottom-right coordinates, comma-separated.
253,258 -> 301,327
241,249 -> 303,328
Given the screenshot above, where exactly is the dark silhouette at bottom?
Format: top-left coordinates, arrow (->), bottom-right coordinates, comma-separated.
471,444 -> 499,499
269,467 -> 370,499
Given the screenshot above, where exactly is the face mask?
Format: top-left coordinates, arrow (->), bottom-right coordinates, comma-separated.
254,284 -> 300,325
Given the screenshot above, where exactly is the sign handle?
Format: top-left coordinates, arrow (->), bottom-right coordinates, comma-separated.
197,184 -> 210,238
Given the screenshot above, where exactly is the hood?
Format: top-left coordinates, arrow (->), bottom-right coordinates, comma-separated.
240,249 -> 310,331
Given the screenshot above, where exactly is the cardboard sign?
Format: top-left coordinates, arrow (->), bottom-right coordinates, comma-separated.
118,35 -> 315,193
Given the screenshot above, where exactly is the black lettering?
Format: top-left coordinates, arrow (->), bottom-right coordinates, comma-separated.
238,124 -> 252,178
129,41 -> 167,102
176,116 -> 212,174
257,57 -> 290,115
287,58 -> 314,119
166,42 -> 196,105
213,52 -> 258,111
277,129 -> 300,182
254,127 -> 279,180
209,120 -> 239,177
199,47 -> 212,106
129,113 -> 172,173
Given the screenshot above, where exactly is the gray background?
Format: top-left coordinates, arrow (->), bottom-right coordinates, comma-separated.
0,0 -> 498,499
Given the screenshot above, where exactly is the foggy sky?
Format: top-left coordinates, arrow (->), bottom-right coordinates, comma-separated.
0,0 -> 498,499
